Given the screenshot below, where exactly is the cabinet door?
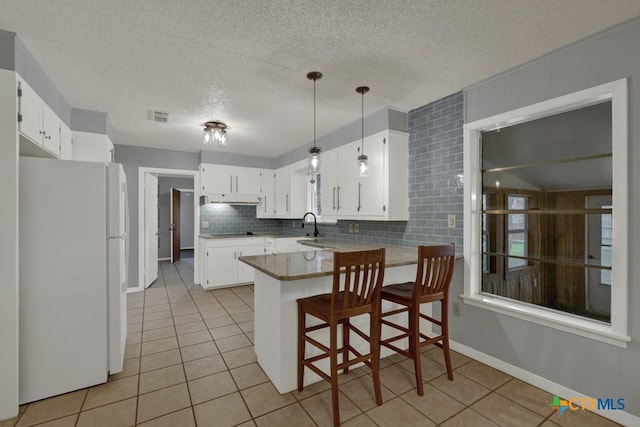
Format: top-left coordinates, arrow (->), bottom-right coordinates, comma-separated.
18,80 -> 44,146
205,246 -> 238,287
274,166 -> 290,216
60,122 -> 73,160
202,164 -> 234,194
289,160 -> 309,218
235,167 -> 261,195
320,149 -> 338,220
42,105 -> 60,156
237,244 -> 265,283
336,142 -> 359,217
257,170 -> 275,218
358,134 -> 385,217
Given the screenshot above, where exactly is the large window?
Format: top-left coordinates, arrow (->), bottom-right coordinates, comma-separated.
463,79 -> 629,347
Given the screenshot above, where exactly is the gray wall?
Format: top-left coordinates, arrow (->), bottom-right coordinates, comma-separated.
113,144 -> 200,287
158,177 -> 194,258
460,19 -> 640,417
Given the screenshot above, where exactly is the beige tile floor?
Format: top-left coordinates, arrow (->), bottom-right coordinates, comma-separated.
3,259 -> 621,427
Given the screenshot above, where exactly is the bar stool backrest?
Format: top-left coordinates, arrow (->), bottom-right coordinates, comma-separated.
332,249 -> 386,312
415,244 -> 455,299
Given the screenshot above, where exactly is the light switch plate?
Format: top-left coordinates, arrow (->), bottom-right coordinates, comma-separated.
354,224 -> 359,233
448,215 -> 456,229
348,224 -> 354,233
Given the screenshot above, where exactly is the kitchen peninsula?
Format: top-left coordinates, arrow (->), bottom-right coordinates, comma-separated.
240,240 -> 431,393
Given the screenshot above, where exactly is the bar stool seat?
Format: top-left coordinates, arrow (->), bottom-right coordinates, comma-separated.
297,248 -> 386,426
380,244 -> 455,397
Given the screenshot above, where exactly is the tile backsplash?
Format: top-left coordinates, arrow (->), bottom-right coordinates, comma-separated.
199,204 -> 281,235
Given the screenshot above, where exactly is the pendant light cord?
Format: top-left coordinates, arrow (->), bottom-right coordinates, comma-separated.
361,90 -> 364,154
313,78 -> 317,149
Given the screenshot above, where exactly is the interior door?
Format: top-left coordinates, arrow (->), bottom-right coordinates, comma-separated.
170,189 -> 181,263
144,173 -> 158,287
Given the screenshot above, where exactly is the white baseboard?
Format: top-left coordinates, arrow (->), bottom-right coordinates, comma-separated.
126,286 -> 143,294
158,257 -> 170,261
180,247 -> 194,250
449,340 -> 640,426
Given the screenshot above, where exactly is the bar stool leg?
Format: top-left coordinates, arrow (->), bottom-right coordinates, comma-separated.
329,319 -> 341,426
442,299 -> 453,380
370,309 -> 383,405
410,307 -> 424,396
297,304 -> 305,392
342,319 -> 350,374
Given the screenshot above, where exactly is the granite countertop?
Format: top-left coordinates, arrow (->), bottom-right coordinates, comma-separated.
239,242 -> 421,281
199,233 -> 315,240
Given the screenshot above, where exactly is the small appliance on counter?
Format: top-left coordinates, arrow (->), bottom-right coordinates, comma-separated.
18,157 -> 129,404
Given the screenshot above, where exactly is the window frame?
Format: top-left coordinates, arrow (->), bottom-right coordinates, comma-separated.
462,78 -> 629,348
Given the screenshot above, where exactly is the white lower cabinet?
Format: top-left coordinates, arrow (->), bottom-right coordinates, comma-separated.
202,237 -> 266,289
237,245 -> 267,283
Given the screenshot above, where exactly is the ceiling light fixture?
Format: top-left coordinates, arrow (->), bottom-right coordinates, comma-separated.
307,71 -> 323,174
356,86 -> 370,177
203,121 -> 228,146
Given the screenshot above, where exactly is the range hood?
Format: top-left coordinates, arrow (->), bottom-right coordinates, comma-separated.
201,193 -> 261,205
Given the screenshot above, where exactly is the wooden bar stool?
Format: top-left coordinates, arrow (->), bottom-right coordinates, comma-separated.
297,248 -> 385,426
380,244 -> 455,396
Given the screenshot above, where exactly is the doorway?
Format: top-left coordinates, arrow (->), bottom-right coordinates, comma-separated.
137,167 -> 200,291
170,188 -> 195,263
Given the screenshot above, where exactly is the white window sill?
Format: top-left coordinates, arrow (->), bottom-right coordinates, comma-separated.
460,293 -> 630,348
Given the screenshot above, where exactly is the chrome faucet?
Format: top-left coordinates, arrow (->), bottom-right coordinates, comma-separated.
302,212 -> 320,237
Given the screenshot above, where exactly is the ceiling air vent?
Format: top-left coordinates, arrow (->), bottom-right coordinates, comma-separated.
150,110 -> 169,123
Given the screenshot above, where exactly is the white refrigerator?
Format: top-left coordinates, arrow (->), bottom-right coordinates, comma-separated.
19,157 -> 129,404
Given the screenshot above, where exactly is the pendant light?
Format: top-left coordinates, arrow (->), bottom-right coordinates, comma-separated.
307,71 -> 322,174
356,86 -> 369,177
203,121 -> 227,146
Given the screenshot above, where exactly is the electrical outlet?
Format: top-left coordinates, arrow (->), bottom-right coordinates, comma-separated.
201,221 -> 209,228
452,302 -> 460,317
348,224 -> 354,233
448,214 -> 456,229
354,224 -> 359,233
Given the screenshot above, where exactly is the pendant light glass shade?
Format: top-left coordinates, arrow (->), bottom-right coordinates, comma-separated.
307,71 -> 323,174
356,86 -> 370,177
358,154 -> 368,177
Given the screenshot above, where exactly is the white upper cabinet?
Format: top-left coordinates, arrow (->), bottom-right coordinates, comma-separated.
336,142 -> 360,217
257,170 -> 275,218
17,78 -> 65,159
72,131 -> 113,163
357,134 -> 385,217
59,122 -> 73,160
274,165 -> 290,216
42,104 -> 60,155
202,164 -> 233,194
288,160 -> 309,218
18,80 -> 45,146
319,149 -> 338,221
235,167 -> 261,195
200,164 -> 262,203
320,130 -> 408,221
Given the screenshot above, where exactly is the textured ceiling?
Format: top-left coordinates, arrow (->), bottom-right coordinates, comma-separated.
1,1 -> 639,157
